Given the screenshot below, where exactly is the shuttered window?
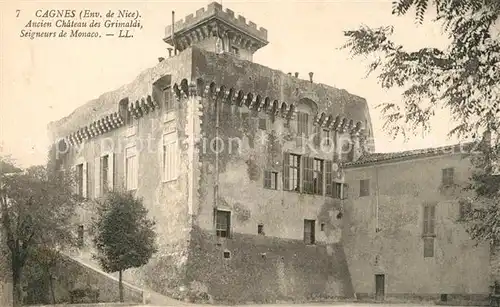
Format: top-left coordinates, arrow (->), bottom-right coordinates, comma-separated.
164,86 -> 173,112
163,132 -> 178,182
263,171 -> 278,190
325,160 -> 333,197
442,167 -> 454,186
283,153 -> 300,192
125,146 -> 138,190
313,158 -> 323,195
423,203 -> 436,236
297,112 -> 309,138
215,210 -> 231,238
313,126 -> 321,148
423,237 -> 434,258
302,157 -> 314,194
76,163 -> 84,196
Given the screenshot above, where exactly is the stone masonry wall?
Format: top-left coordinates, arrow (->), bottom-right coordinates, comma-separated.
186,81 -> 359,302
343,154 -> 491,301
50,52 -> 198,297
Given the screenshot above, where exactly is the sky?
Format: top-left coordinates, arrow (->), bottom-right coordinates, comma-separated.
0,0 -> 460,167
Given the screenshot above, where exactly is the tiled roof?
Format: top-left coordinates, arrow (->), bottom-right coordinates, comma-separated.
345,142 -> 477,167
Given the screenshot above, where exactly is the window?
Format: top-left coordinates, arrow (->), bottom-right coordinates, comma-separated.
360,179 -> 370,197
313,126 -> 321,147
333,182 -> 348,199
126,116 -> 138,137
313,159 -> 324,195
163,133 -> 178,182
320,223 -> 325,231
423,203 -> 436,236
324,129 -> 331,146
325,160 -> 333,197
303,157 -> 314,194
231,46 -> 239,56
76,164 -> 84,196
215,210 -> 231,238
164,86 -> 173,112
223,251 -> 231,259
423,237 -> 434,258
125,146 -> 138,190
459,200 -> 472,220
101,155 -> 109,193
77,225 -> 84,248
442,167 -> 454,186
283,153 -> 301,192
263,171 -> 278,190
257,224 -> 264,235
297,112 -> 309,138
258,118 -> 267,130
304,219 -> 315,245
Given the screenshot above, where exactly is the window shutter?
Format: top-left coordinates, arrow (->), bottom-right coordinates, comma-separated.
94,157 -> 100,198
342,183 -> 349,199
306,157 -> 314,193
72,165 -> 77,194
325,160 -> 333,196
318,161 -> 324,194
108,153 -> 114,191
423,206 -> 429,234
263,171 -> 271,188
82,162 -> 88,198
283,152 -> 290,191
430,205 -> 436,234
313,126 -> 321,147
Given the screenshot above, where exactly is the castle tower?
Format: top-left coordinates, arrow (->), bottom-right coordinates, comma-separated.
163,2 -> 268,62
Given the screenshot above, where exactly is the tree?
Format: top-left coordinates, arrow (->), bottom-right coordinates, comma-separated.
342,0 -> 500,140
0,156 -> 79,307
341,0 -> 500,249
92,191 -> 157,302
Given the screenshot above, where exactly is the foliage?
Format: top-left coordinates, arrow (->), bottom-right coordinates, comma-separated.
341,0 -> 500,247
93,191 -> 157,272
0,155 -> 79,306
342,0 -> 500,140
92,191 -> 157,301
464,141 -> 500,246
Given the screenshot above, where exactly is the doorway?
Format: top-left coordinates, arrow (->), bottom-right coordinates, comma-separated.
375,274 -> 385,301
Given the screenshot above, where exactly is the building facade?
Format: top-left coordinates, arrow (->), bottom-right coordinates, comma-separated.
48,2 -> 496,304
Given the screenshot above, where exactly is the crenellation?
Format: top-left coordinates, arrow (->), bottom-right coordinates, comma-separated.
185,13 -> 194,22
208,1 -> 222,11
165,2 -> 268,49
196,7 -> 205,17
225,8 -> 235,18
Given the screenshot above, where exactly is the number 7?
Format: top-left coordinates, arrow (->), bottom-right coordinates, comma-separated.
16,10 -> 20,17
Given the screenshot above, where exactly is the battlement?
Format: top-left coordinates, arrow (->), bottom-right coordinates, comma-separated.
165,2 -> 268,43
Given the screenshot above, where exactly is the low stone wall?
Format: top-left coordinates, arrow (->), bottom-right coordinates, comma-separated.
185,227 -> 354,304
50,255 -> 144,304
28,304 -> 135,307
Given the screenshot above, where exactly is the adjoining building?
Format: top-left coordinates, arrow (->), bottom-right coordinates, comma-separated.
47,2 -> 497,304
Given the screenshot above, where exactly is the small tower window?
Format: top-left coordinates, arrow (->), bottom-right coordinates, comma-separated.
231,46 -> 239,56
258,224 -> 264,235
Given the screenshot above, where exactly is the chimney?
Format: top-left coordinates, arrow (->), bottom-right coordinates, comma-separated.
168,48 -> 173,57
158,57 -> 165,63
309,72 -> 314,83
294,72 -> 299,78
